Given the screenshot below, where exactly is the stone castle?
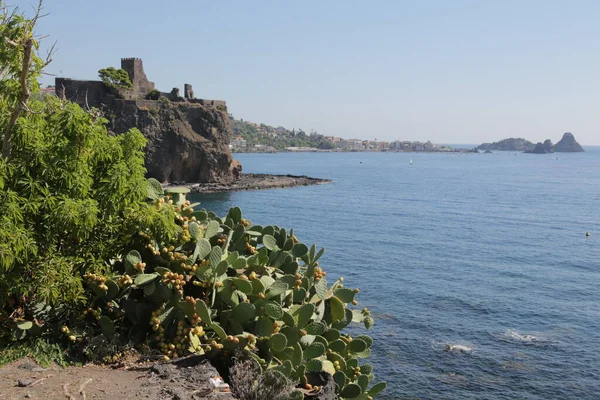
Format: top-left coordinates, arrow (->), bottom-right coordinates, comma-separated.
55,57 -> 226,108
54,58 -> 239,184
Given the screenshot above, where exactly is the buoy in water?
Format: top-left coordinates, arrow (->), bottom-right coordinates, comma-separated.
586,232 -> 590,237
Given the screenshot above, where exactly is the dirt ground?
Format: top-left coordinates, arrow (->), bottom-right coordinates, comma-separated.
186,174 -> 331,194
0,356 -> 234,400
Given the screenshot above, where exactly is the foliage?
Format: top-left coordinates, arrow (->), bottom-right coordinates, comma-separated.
230,116 -> 335,150
0,95 -> 150,311
0,338 -> 69,367
44,181 -> 384,398
146,89 -> 160,100
0,3 -> 153,344
98,66 -> 133,90
1,5 -> 386,398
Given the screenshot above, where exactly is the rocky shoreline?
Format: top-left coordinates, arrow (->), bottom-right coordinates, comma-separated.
172,173 -> 331,194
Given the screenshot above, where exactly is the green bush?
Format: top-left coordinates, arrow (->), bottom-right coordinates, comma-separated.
146,89 -> 161,100
0,3 -> 154,343
57,183 -> 385,398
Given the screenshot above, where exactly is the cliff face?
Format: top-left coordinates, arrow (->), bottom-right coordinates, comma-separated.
553,132 -> 584,152
107,99 -> 240,183
55,58 -> 241,184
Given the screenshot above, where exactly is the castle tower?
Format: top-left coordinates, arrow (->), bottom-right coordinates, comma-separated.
120,57 -> 155,97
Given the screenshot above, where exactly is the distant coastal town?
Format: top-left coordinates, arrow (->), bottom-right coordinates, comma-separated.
229,115 -> 471,153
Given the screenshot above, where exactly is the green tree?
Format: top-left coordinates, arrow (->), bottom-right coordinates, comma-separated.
0,2 -> 158,335
98,67 -> 133,90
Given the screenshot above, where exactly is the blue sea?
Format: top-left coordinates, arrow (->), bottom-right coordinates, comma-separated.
190,149 -> 600,399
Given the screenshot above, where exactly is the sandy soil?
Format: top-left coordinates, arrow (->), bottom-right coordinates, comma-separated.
0,356 -> 234,400
186,174 -> 331,194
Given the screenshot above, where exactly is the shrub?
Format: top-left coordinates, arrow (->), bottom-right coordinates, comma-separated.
52,183 -> 385,398
0,3 -> 152,345
146,89 -> 161,100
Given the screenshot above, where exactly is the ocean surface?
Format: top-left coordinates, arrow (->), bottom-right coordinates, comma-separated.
190,149 -> 600,399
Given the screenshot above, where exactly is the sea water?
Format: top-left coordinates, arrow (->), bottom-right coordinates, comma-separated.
189,149 -> 600,399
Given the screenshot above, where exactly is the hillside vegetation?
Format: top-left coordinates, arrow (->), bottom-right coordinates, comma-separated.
230,116 -> 335,150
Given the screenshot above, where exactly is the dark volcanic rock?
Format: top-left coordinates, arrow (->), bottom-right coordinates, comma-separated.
553,132 -> 584,152
526,142 -> 552,154
525,133 -> 584,154
107,100 -> 238,183
55,58 -> 240,184
543,139 -> 554,153
305,371 -> 337,400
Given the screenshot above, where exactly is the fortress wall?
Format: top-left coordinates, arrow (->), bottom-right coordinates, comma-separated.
55,79 -> 106,107
189,99 -> 226,107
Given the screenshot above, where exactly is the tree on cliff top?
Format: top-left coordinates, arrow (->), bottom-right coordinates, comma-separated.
98,66 -> 133,90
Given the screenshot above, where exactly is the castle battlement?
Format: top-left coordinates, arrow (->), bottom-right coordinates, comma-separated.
55,57 -> 226,109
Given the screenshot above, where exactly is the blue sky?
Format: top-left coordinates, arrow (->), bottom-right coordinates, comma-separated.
22,0 -> 600,144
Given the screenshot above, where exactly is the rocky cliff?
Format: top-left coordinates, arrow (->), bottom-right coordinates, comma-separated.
55,58 -> 241,184
107,99 -> 241,183
553,132 -> 584,152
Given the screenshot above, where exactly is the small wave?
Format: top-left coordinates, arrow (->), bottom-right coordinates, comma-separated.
444,344 -> 474,353
504,329 -> 542,343
433,341 -> 474,354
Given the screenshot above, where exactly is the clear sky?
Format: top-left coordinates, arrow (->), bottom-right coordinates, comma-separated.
20,0 -> 600,144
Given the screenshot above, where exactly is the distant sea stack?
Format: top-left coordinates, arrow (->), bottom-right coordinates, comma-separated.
526,139 -> 554,154
55,58 -> 241,183
476,138 -> 535,152
479,133 -> 584,154
525,133 -> 584,153
553,132 -> 584,152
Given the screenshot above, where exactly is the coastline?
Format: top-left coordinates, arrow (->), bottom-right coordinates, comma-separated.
181,173 -> 331,194
233,148 -> 476,154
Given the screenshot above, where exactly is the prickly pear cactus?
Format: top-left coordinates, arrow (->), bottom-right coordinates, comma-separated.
80,182 -> 386,398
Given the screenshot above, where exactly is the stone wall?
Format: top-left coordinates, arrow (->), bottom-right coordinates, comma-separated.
189,99 -> 226,107
55,78 -> 106,106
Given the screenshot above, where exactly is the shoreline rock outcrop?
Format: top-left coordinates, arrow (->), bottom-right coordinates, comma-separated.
107,99 -> 239,183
